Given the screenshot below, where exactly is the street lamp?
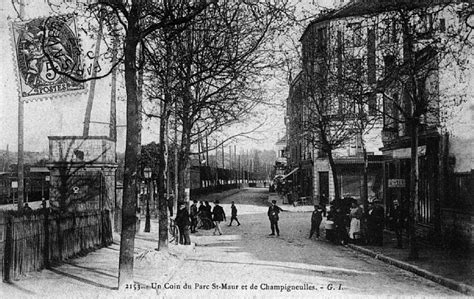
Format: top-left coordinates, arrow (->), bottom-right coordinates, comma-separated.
144,167 -> 152,233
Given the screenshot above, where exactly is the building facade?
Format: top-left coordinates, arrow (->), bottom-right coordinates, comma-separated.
293,0 -> 473,246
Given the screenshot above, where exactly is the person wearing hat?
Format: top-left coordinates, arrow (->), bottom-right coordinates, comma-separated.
309,204 -> 324,239
348,201 -> 362,243
212,200 -> 226,235
228,201 -> 241,226
176,202 -> 191,245
267,199 -> 283,236
389,199 -> 406,248
190,200 -> 199,233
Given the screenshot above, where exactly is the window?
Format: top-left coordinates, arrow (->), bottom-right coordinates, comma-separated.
383,55 -> 396,77
368,94 -> 377,116
420,13 -> 434,36
347,58 -> 363,91
439,18 -> 446,32
381,19 -> 396,44
317,27 -> 327,53
351,23 -> 364,47
383,93 -> 399,130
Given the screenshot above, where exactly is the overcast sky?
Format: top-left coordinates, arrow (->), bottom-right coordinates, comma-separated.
0,0 -> 334,154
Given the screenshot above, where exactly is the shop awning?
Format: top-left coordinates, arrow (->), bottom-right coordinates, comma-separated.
282,167 -> 299,179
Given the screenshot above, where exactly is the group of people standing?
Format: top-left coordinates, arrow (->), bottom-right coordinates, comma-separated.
310,198 -> 405,248
175,199 -> 242,245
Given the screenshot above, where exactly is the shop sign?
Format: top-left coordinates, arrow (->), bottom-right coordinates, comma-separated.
388,179 -> 406,188
392,145 -> 426,159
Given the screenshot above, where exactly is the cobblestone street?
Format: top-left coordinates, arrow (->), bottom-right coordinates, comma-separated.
157,188 -> 459,297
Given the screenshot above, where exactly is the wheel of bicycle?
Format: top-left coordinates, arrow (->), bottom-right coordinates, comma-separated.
168,225 -> 179,245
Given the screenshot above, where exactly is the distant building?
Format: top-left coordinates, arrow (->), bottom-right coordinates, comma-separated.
274,136 -> 288,177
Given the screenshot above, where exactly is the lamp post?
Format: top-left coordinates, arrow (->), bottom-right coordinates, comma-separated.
144,167 -> 152,232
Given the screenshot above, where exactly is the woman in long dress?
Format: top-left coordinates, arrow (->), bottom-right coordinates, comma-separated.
349,202 -> 362,241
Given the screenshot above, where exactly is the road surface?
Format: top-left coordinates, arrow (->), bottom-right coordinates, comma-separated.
157,188 -> 458,298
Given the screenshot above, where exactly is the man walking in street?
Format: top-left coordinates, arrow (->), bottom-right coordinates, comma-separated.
212,200 -> 226,235
309,204 -> 323,239
176,202 -> 191,245
268,199 -> 283,236
190,200 -> 198,233
228,201 -> 241,226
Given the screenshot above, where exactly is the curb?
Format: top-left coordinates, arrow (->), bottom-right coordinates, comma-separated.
347,244 -> 474,296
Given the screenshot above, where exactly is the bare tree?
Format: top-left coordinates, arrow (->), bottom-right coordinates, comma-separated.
141,1 -> 293,218
44,0 -> 217,289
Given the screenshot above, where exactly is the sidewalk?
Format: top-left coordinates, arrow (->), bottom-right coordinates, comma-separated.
1,217 -> 195,298
267,193 -> 314,213
347,230 -> 474,296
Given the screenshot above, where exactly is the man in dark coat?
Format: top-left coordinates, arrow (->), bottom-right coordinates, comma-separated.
268,200 -> 283,236
176,202 -> 191,245
212,200 -> 226,235
334,206 -> 349,245
389,199 -> 405,248
309,205 -> 323,239
371,199 -> 385,246
190,200 -> 198,233
228,201 -> 240,226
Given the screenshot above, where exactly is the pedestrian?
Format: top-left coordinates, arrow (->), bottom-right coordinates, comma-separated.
176,202 -> 191,245
366,201 -> 376,244
190,200 -> 198,233
309,204 -> 323,239
205,200 -> 214,228
212,200 -> 226,235
371,199 -> 385,246
389,199 -> 405,248
198,201 -> 206,214
267,199 -> 283,236
325,204 -> 336,242
228,201 -> 241,226
348,201 -> 362,243
334,206 -> 349,245
23,203 -> 33,212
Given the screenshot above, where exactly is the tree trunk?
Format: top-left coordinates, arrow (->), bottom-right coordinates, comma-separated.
118,12 -> 140,289
177,86 -> 193,204
157,99 -> 169,251
408,118 -> 420,260
327,149 -> 340,201
362,144 -> 369,212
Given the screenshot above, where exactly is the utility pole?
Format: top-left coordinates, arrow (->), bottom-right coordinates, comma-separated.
234,145 -> 237,185
221,142 -> 225,169
109,22 -> 119,142
238,154 -> 241,185
173,102 -> 178,216
205,135 -> 209,166
83,16 -> 104,137
17,0 -> 25,211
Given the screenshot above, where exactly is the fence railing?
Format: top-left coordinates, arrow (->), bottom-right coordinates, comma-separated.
0,209 -> 112,281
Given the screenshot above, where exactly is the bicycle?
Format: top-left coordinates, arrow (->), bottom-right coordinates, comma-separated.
168,217 -> 180,245
197,214 -> 214,230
